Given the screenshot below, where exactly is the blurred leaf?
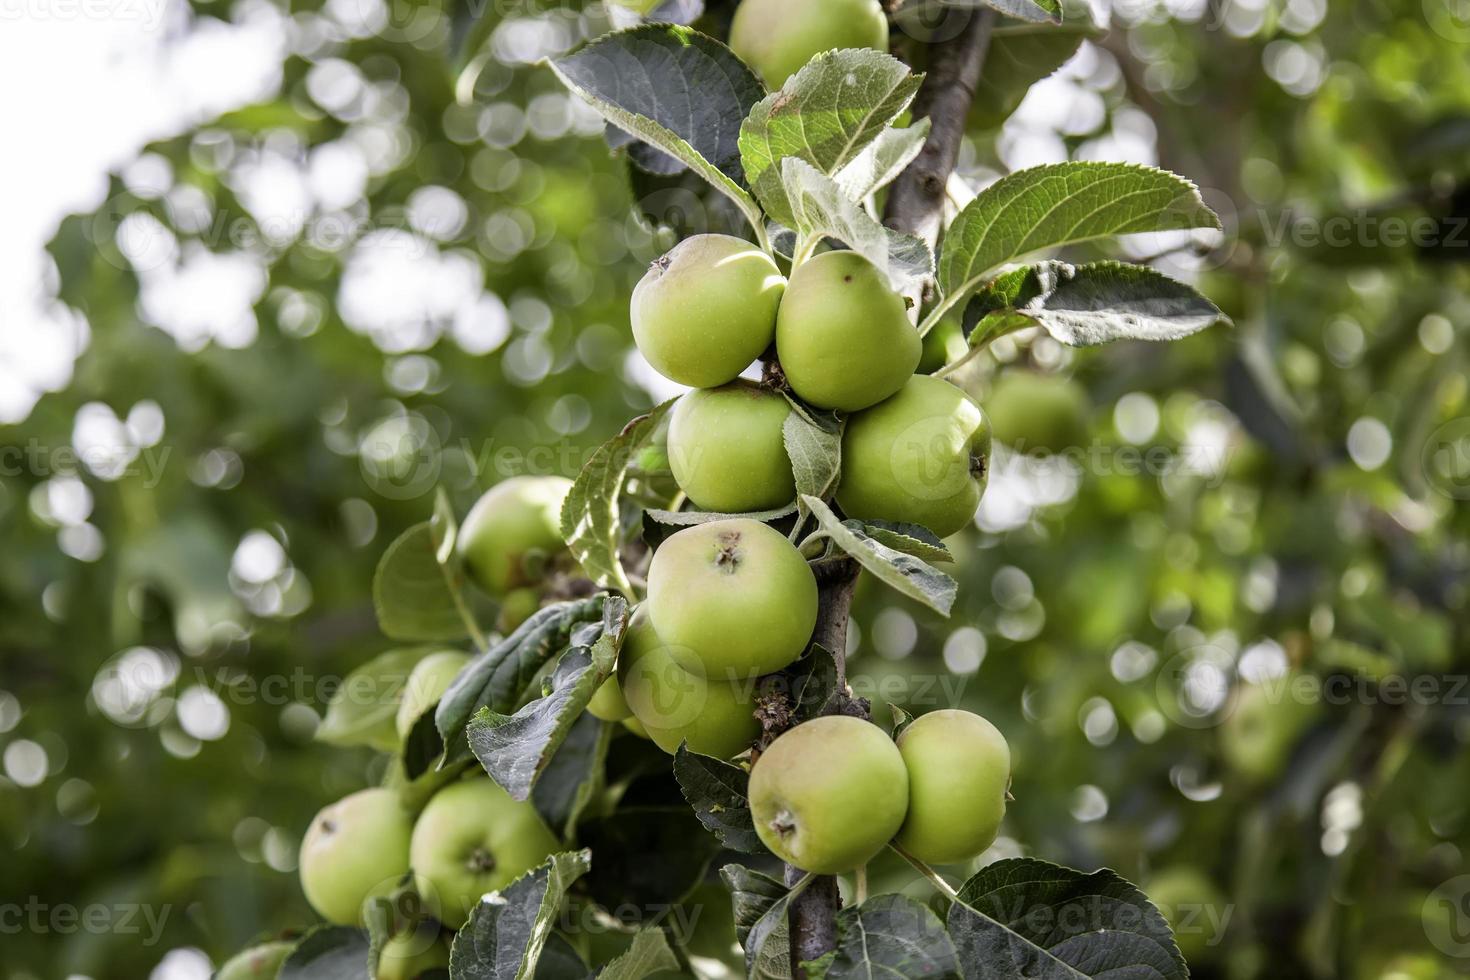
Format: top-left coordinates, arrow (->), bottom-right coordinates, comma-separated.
316,648 -> 434,753
277,926 -> 369,980
374,523 -> 471,643
943,0 -> 1062,23
581,806 -> 722,914
449,850 -> 592,979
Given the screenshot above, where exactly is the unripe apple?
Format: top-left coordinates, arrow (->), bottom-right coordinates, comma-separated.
730,0 -> 890,89
646,518 -> 817,678
1146,865 -> 1227,964
410,778 -> 560,928
299,788 -> 413,926
631,234 -> 786,388
217,941 -> 294,980
496,587 -> 541,634
587,671 -> 632,722
458,476 -> 573,596
894,709 -> 1010,864
622,716 -> 652,739
377,931 -> 451,980
836,374 -> 991,537
617,608 -> 760,759
775,251 -> 920,412
917,318 -> 966,375
668,381 -> 796,513
396,651 -> 471,742
749,716 -> 909,874
984,371 -> 1090,454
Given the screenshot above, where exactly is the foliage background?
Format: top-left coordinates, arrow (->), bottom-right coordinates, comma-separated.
2,0 -> 1467,977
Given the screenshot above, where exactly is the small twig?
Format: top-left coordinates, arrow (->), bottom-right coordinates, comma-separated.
855,864 -> 869,904
889,842 -> 960,902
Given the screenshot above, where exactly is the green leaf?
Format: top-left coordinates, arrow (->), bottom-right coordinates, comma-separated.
529,709 -> 611,839
436,598 -> 607,757
966,260 -> 1228,348
781,158 -> 935,291
740,49 -> 924,228
889,703 -> 916,740
943,0 -> 1062,24
466,598 -> 629,800
316,647 -> 436,753
673,744 -> 768,854
597,927 -> 681,980
802,496 -> 957,615
561,400 -> 675,597
803,894 -> 961,979
858,521 -> 954,564
721,864 -> 798,978
449,850 -> 592,980
945,857 -> 1187,980
644,504 -> 798,526
581,806 -> 722,915
932,162 -> 1221,327
277,926 -> 370,980
546,26 -> 766,235
966,0 -> 1101,132
834,120 -> 931,201
783,401 -> 844,522
373,522 -> 471,642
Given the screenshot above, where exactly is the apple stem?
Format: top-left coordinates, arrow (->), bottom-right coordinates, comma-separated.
781,12 -> 999,977
889,841 -> 960,902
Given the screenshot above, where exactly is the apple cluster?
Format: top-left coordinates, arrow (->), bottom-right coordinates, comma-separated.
636,234 -> 992,538
751,711 -> 1012,874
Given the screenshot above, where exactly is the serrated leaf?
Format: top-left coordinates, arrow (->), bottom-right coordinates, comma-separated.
645,503 -> 798,526
834,120 -> 931,201
374,522 -> 471,642
277,926 -> 369,980
673,745 -> 767,853
722,864 -> 798,979
316,648 -> 435,753
466,599 -> 629,800
436,598 -> 607,758
802,496 -> 956,615
803,894 -> 961,979
932,162 -> 1221,328
449,850 -> 592,980
945,857 -> 1187,980
561,400 -> 675,597
782,158 -> 935,291
598,927 -> 681,979
858,521 -> 954,564
964,260 -> 1228,348
547,26 -> 765,234
741,49 -> 924,228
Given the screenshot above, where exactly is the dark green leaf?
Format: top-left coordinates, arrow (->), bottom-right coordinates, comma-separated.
530,709 -> 611,839
582,806 -> 722,915
945,858 -> 1186,980
673,744 -> 767,853
804,894 -> 961,979
723,865 -> 807,979
277,926 -> 370,980
449,850 -> 592,980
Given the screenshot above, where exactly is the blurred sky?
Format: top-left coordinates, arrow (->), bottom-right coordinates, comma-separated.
0,2 -> 283,425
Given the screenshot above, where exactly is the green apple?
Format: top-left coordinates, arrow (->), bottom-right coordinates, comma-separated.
749,716 -> 909,874
631,234 -> 785,388
984,371 -> 1090,453
775,251 -> 919,412
496,587 -> 541,634
1146,866 -> 1227,964
894,709 -> 1010,864
617,608 -> 760,759
622,716 -> 652,739
836,375 -> 991,537
396,651 -> 470,742
1220,675 -> 1320,781
377,931 -> 451,980
458,476 -> 573,596
586,671 -> 632,722
299,788 -> 413,925
668,381 -> 796,513
410,778 -> 560,928
917,318 -> 966,375
217,941 -> 294,980
730,0 -> 890,89
646,518 -> 817,678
